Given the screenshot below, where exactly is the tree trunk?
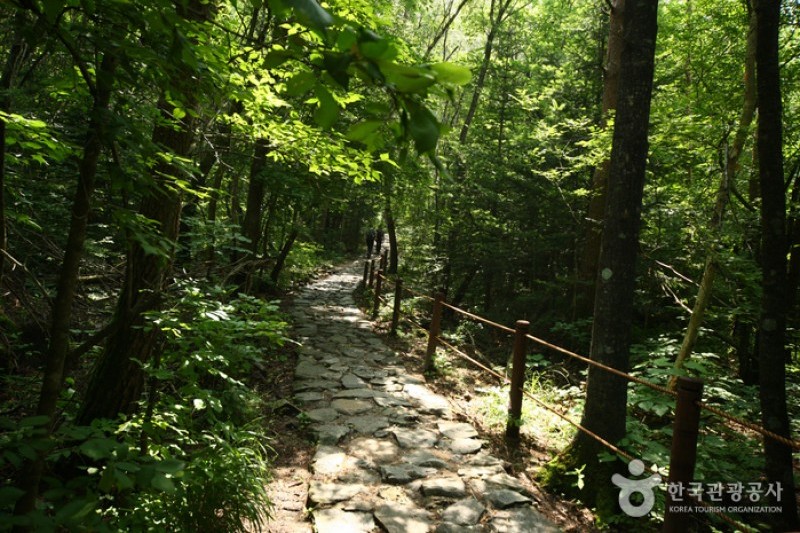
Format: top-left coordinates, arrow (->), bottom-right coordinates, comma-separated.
241,139 -> 270,255
457,0 -> 512,144
553,0 -> 659,513
670,7 -> 757,383
13,51 -> 118,523
78,0 -> 215,425
270,228 -> 299,284
754,0 -> 799,527
384,200 -> 398,275
576,0 -> 625,320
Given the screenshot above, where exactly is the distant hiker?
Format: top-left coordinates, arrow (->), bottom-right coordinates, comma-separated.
375,228 -> 384,253
366,228 -> 375,257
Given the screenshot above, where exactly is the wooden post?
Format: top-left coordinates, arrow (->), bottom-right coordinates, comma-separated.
380,249 -> 388,272
424,292 -> 444,372
368,259 -> 376,288
391,278 -> 403,336
372,270 -> 383,318
663,376 -> 704,533
505,320 -> 529,444
362,260 -> 369,286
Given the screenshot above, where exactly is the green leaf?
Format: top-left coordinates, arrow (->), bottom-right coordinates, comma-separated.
322,52 -> 352,89
19,415 -> 49,427
335,27 -> 358,52
151,474 -> 176,492
263,49 -> 292,69
153,458 -> 185,474
359,38 -> 391,60
54,498 -> 96,523
346,120 -> 382,143
79,438 -> 117,460
286,71 -> 316,96
429,62 -> 472,85
379,62 -> 436,94
0,486 -> 25,507
406,102 -> 440,153
313,86 -> 339,129
285,0 -> 333,31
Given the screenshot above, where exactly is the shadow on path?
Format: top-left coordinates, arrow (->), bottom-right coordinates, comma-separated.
277,260 -> 560,532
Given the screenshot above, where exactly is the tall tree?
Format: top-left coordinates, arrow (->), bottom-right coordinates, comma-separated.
754,0 -> 799,528
670,4 -> 758,383
78,0 -> 217,424
576,0 -> 626,320
13,46 -> 119,525
547,0 -> 659,514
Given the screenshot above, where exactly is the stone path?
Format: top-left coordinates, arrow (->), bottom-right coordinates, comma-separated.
285,260 -> 560,532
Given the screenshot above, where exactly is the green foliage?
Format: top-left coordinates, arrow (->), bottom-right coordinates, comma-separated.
1,281 -> 285,530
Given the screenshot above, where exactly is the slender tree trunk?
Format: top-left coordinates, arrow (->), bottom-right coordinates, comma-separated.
576,0 -> 625,319
754,0 -> 799,527
553,0 -> 659,513
384,200 -> 398,275
270,227 -> 299,284
457,0 -> 515,144
241,139 -> 270,255
670,8 -> 757,383
13,51 -> 118,523
78,0 -> 215,424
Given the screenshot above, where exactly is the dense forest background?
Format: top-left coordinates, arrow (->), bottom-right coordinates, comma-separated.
0,0 -> 798,530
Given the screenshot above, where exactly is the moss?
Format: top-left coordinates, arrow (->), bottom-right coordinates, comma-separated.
538,438 -> 630,526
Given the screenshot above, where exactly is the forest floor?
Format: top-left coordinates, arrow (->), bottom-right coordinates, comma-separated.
260,258 -> 599,532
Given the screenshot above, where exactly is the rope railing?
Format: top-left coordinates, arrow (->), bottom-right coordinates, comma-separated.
360,259 -> 796,530
436,334 -> 638,464
696,400 -> 800,451
524,332 -> 678,399
441,301 -> 516,334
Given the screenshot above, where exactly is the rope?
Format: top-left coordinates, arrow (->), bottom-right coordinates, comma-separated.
402,284 -> 434,301
435,335 -> 637,463
696,401 -> 800,451
440,301 -> 516,334
525,333 -> 678,399
404,315 -> 430,336
684,494 -> 759,532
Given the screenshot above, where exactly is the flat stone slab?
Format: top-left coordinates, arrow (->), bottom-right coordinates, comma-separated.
436,524 -> 482,533
312,446 -> 347,475
379,464 -> 437,484
295,361 -> 332,380
446,438 -> 483,454
313,424 -> 350,445
342,373 -> 368,389
308,481 -> 363,504
403,384 -> 451,414
306,408 -> 339,423
314,509 -> 374,533
486,489 -> 532,509
438,421 -> 479,440
374,503 -> 432,533
348,415 -> 390,435
332,398 -> 373,415
348,437 -> 400,464
294,391 -> 325,403
406,450 -> 452,469
458,464 -> 506,478
490,507 -> 560,532
294,379 -> 338,392
420,477 -> 467,498
333,388 -> 375,399
391,427 -> 438,448
442,497 -> 485,526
